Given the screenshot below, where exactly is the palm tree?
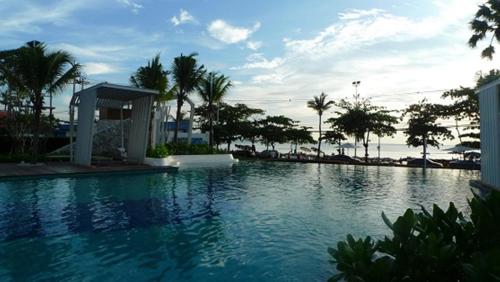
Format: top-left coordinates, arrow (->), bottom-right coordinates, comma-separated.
197,72 -> 232,147
469,0 -> 500,59
0,41 -> 80,162
130,53 -> 172,100
307,92 -> 334,159
130,54 -> 174,147
171,53 -> 205,143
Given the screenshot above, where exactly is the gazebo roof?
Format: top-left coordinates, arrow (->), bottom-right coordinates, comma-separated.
70,82 -> 159,109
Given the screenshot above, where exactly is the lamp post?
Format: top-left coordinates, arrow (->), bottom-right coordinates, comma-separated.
352,81 -> 361,157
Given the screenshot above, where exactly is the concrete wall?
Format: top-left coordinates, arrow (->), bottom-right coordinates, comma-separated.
144,154 -> 238,168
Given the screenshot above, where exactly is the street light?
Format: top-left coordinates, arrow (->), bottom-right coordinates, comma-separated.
352,81 -> 361,104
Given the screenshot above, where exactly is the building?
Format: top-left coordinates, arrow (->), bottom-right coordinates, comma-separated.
476,80 -> 500,190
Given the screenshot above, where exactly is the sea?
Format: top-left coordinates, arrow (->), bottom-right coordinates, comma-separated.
234,142 -> 461,160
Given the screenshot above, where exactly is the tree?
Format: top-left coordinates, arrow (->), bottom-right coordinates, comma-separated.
0,41 -> 80,162
469,0 -> 500,59
258,115 -> 296,151
130,54 -> 174,148
198,103 -> 263,150
307,92 -> 334,159
196,72 -> 232,147
330,99 -> 397,162
402,100 -> 454,164
130,53 -> 172,101
171,53 -> 205,143
285,126 -> 315,154
322,125 -> 347,154
438,70 -> 499,149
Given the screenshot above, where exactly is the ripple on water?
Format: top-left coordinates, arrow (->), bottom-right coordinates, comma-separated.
0,161 -> 477,281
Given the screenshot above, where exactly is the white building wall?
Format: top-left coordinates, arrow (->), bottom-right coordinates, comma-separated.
478,83 -> 500,189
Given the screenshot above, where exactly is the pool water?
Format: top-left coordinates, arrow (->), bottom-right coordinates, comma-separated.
0,161 -> 478,281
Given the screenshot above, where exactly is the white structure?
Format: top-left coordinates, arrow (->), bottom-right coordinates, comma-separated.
144,154 -> 238,168
477,80 -> 500,190
69,83 -> 157,166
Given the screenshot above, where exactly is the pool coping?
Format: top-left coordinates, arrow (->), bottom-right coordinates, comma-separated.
0,163 -> 178,182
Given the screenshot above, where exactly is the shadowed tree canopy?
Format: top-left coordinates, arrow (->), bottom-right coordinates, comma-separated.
171,52 -> 205,143
402,99 -> 454,150
196,71 -> 232,147
130,54 -> 173,102
329,98 -> 397,161
0,41 -> 80,162
259,115 -> 296,150
469,0 -> 500,59
307,92 -> 334,159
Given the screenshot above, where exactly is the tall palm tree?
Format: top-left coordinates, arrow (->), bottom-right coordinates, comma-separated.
0,41 -> 80,162
307,92 -> 334,159
197,72 -> 232,147
130,54 -> 174,147
469,0 -> 500,59
130,53 -> 171,100
171,53 -> 205,143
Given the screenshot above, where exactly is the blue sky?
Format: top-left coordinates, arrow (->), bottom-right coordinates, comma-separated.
1,0 -> 497,143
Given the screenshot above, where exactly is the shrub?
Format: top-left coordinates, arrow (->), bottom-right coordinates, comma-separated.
328,190 -> 500,282
146,144 -> 169,158
164,143 -> 224,155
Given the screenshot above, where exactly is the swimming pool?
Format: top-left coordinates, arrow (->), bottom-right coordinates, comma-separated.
0,161 -> 478,281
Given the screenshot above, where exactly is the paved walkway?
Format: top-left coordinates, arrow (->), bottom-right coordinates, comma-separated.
0,162 -> 175,180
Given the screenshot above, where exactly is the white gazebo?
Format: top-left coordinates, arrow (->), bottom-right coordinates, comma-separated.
476,79 -> 500,190
69,83 -> 158,166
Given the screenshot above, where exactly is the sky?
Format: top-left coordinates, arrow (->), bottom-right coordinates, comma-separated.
1,0 -> 498,144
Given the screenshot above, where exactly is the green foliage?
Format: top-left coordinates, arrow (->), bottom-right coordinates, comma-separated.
0,41 -> 80,162
196,71 -> 232,147
329,98 -> 397,161
146,144 -> 169,158
130,53 -> 173,101
258,115 -> 296,150
164,143 -> 223,155
329,190 -> 500,282
469,0 -> 500,60
402,99 -> 454,149
171,52 -> 206,143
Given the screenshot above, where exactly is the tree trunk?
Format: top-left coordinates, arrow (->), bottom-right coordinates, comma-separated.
317,114 -> 322,160
209,103 -> 214,147
423,136 -> 427,170
364,131 -> 370,163
174,96 -> 182,143
227,141 -> 231,152
31,93 -> 42,163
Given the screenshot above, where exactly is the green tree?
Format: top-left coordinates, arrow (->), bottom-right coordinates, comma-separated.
402,100 -> 454,164
171,53 -> 205,143
258,115 -> 296,151
438,70 -> 499,149
196,72 -> 232,147
323,125 -> 347,154
198,103 -> 263,150
130,53 -> 172,101
130,54 -> 174,148
285,126 -> 315,154
469,0 -> 500,59
330,99 -> 397,162
307,92 -> 334,159
0,41 -> 80,162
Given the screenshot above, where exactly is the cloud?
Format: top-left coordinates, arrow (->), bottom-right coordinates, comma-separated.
0,0 -> 94,33
227,0 -> 490,137
84,62 -> 122,75
246,41 -> 263,50
231,53 -> 284,70
117,0 -> 142,14
338,8 -> 385,20
207,20 -> 260,44
171,9 -> 197,26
